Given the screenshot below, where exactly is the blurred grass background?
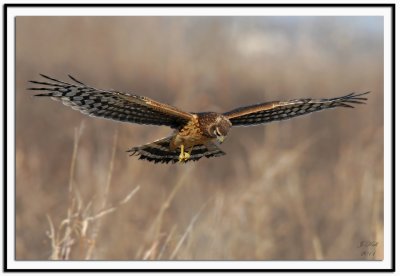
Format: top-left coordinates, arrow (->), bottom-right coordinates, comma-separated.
16,16 -> 383,260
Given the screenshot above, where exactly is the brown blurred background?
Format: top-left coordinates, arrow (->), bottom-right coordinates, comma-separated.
16,16 -> 383,260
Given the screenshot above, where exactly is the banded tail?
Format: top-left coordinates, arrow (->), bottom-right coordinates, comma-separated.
127,136 -> 225,164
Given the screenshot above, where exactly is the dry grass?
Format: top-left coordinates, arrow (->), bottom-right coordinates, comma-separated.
15,16 -> 383,260
45,123 -> 140,260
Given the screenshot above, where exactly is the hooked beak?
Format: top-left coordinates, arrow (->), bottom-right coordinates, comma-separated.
217,136 -> 225,143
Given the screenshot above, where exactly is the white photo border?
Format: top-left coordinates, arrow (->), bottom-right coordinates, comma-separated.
4,3 -> 394,272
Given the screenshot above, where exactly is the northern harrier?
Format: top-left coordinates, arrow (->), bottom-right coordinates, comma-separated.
29,75 -> 369,164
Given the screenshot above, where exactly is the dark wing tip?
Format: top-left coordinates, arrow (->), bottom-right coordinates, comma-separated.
38,73 -> 65,83
34,93 -> 53,97
353,91 -> 370,97
355,91 -> 371,96
335,91 -> 370,107
126,148 -> 138,156
68,74 -> 85,85
39,73 -> 50,79
346,91 -> 370,99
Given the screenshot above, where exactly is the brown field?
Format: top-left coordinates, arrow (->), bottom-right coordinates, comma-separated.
15,16 -> 383,260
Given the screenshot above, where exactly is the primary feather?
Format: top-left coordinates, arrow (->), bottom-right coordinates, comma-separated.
224,92 -> 370,127
29,74 -> 192,129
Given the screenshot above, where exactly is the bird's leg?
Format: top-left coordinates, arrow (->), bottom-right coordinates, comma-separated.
179,145 -> 192,163
179,145 -> 188,162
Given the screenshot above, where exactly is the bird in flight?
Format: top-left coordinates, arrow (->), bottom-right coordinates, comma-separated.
29,75 -> 369,164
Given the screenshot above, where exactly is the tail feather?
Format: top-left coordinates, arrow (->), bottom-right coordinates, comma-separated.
127,136 -> 225,164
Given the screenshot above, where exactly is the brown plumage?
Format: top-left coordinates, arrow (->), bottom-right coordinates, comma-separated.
28,74 -> 369,164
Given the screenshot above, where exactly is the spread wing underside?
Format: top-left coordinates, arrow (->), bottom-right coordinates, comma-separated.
224,92 -> 370,127
28,74 -> 193,129
127,136 -> 225,164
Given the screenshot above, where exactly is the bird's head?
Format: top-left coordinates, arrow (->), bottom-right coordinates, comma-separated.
209,115 -> 232,143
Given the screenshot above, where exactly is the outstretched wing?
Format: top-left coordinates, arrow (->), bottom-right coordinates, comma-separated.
223,92 -> 370,127
28,74 -> 194,129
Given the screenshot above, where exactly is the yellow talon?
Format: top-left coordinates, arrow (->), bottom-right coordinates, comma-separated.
179,145 -> 192,163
